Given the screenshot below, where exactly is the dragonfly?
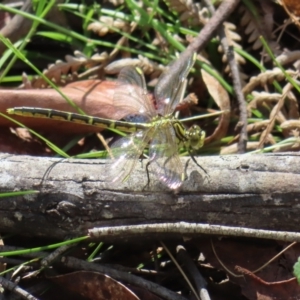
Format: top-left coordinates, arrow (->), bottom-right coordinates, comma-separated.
7,52 -> 207,189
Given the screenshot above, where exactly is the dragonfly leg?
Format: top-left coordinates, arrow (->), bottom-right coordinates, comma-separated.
139,156 -> 152,190
41,158 -> 66,187
188,150 -> 209,177
144,160 -> 152,189
143,154 -> 171,189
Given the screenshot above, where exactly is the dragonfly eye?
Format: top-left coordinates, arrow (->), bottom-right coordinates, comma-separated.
186,125 -> 206,150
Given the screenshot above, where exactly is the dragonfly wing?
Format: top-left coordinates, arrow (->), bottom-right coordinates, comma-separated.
114,66 -> 156,120
105,128 -> 154,185
149,124 -> 184,189
154,52 -> 196,116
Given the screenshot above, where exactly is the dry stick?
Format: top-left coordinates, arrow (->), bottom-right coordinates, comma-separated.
258,83 -> 292,148
0,0 -> 33,56
0,276 -> 38,300
100,264 -> 164,276
89,222 -> 300,243
210,239 -> 243,278
227,46 -> 248,153
96,132 -> 113,159
161,0 -> 240,88
19,244 -> 78,281
235,265 -> 297,285
212,240 -> 298,279
0,0 -> 67,56
41,244 -> 75,268
187,0 -> 240,53
251,241 -> 297,274
61,256 -> 187,300
203,0 -> 247,153
176,245 -> 210,300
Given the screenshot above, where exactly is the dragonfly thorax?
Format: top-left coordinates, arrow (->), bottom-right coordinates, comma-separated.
149,114 -> 173,124
185,125 -> 205,150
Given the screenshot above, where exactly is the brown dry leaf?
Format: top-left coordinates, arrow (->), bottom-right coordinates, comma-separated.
88,16 -> 131,37
239,2 -> 277,56
10,127 -> 33,142
0,10 -> 11,30
281,119 -> 300,130
199,239 -> 300,300
223,120 -> 270,150
220,141 -> 260,155
239,5 -> 264,50
50,271 -> 139,300
286,90 -> 300,120
0,129 -> 48,155
281,0 -> 300,26
242,69 -> 297,96
175,93 -> 198,112
247,92 -> 282,111
105,56 -> 164,77
24,51 -> 108,88
0,80 -> 117,135
235,266 -> 298,300
258,83 -> 291,148
219,22 -> 246,78
200,69 -> 231,143
128,285 -> 164,300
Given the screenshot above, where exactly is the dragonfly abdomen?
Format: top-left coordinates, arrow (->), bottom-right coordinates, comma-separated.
7,107 -> 149,133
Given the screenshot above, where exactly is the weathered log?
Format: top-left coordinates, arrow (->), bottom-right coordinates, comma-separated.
0,153 -> 299,239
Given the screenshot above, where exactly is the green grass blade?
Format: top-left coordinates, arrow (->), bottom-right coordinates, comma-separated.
0,35 -> 85,115
260,36 -> 300,94
0,190 -> 39,198
0,236 -> 89,257
0,112 -> 69,158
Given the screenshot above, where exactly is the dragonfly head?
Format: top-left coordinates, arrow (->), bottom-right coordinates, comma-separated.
186,125 -> 205,150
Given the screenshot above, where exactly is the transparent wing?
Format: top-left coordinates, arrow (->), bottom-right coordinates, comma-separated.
154,52 -> 196,116
114,67 -> 156,120
105,128 -> 155,184
149,124 -> 184,189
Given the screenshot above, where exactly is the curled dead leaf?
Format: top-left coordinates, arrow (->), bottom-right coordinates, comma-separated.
200,69 -> 231,143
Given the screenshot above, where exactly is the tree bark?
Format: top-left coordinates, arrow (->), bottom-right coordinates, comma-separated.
0,152 -> 299,239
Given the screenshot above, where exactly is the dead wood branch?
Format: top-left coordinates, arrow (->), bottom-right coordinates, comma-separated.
0,153 -> 299,239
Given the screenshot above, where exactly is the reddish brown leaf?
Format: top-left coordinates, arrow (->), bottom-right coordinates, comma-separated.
198,239 -> 300,300
0,80 -> 117,134
200,69 -> 231,143
0,129 -> 48,155
50,271 -> 139,300
282,0 -> 300,16
235,266 -> 298,300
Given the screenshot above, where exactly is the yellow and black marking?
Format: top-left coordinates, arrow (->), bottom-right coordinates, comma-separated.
7,107 -> 150,133
172,120 -> 188,142
7,107 -> 206,151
